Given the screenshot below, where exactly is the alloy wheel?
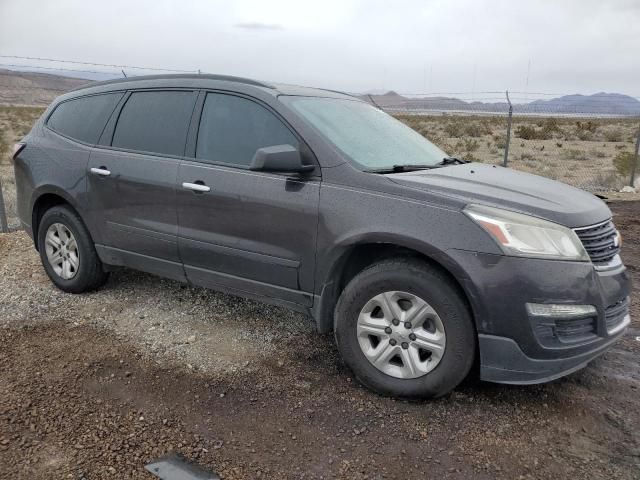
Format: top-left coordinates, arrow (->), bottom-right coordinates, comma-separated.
356,291 -> 446,379
44,223 -> 80,280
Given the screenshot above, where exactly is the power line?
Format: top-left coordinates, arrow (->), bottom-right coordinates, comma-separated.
0,54 -> 197,73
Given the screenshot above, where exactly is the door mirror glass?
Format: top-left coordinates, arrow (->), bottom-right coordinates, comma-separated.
249,144 -> 314,173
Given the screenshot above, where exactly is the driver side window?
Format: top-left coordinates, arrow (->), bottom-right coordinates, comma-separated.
196,93 -> 298,167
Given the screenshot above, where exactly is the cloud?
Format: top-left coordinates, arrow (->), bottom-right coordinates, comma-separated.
234,22 -> 283,31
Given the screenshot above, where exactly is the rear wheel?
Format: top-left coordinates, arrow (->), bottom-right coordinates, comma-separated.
334,258 -> 475,399
37,205 -> 108,293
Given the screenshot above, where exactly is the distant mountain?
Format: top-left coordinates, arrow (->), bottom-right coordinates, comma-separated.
528,93 -> 640,115
362,91 -> 640,116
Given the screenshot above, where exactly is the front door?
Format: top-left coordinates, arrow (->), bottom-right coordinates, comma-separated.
87,89 -> 197,280
177,92 -> 320,306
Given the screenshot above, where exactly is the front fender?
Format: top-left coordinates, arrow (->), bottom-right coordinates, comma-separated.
312,231 -> 486,335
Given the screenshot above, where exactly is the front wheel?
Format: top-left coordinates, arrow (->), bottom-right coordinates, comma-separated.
334,258 -> 476,399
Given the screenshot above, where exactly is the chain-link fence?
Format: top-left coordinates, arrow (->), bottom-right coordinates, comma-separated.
379,93 -> 640,194
1,61 -> 640,232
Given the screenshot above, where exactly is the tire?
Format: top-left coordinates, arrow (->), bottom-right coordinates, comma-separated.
37,205 -> 109,293
334,258 -> 475,399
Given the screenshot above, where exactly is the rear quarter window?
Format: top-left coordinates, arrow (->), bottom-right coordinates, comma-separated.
47,93 -> 123,144
111,90 -> 195,157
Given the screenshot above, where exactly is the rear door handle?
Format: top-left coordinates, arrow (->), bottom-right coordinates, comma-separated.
90,167 -> 111,177
182,182 -> 210,193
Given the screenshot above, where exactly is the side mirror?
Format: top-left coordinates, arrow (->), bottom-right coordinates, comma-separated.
249,144 -> 315,173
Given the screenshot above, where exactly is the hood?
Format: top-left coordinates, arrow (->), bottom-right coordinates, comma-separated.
388,163 -> 611,228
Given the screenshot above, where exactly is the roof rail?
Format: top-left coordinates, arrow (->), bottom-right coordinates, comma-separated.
69,73 -> 275,92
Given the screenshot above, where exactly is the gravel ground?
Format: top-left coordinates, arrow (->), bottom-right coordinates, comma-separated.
0,201 -> 639,480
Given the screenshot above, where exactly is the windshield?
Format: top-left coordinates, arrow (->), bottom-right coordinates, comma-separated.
281,96 -> 448,170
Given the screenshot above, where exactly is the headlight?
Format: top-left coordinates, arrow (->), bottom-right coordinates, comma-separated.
464,204 -> 589,261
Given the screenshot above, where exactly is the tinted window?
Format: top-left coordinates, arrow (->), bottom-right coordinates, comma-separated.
47,93 -> 123,144
196,93 -> 298,166
112,91 -> 195,156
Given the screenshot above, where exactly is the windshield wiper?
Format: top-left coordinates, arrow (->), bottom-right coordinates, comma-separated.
365,158 -> 470,174
364,164 -> 437,174
437,156 -> 469,166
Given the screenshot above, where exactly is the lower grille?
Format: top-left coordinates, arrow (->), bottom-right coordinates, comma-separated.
605,297 -> 630,334
533,316 -> 597,345
574,220 -> 620,265
555,317 -> 597,342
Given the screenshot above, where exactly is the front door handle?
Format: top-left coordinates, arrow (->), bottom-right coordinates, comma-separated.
182,181 -> 211,193
90,167 -> 111,177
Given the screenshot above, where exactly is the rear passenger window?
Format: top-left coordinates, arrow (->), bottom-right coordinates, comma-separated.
47,93 -> 123,144
112,91 -> 195,156
196,93 -> 298,166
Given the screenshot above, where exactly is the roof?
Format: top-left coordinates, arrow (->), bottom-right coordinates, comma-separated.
69,73 -> 356,100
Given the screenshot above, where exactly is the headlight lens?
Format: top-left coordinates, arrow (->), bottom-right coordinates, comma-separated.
464,204 -> 589,261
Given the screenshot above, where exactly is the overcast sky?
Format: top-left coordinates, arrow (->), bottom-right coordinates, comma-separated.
1,0 -> 639,99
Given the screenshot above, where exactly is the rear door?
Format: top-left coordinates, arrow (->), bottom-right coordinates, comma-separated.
176,91 -> 320,306
87,89 -> 197,280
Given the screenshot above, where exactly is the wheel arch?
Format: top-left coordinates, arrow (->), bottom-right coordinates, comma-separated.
30,188 -> 82,251
312,234 -> 482,337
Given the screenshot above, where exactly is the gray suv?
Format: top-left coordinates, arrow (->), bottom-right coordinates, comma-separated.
12,74 -> 631,398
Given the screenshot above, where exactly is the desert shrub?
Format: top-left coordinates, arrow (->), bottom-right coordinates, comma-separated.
515,120 -> 558,140
575,129 -> 594,141
575,120 -> 597,133
462,138 -> 479,152
444,122 -> 464,138
515,125 -> 538,140
590,149 -> 606,158
463,122 -> 491,137
563,148 -> 587,160
603,128 -> 624,142
613,151 -> 637,176
520,152 -> 535,161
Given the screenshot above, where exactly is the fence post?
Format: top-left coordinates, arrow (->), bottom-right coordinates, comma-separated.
630,123 -> 640,188
503,90 -> 513,167
0,178 -> 8,233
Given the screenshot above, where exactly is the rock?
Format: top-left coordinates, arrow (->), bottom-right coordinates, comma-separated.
620,186 -> 636,193
187,335 -> 196,343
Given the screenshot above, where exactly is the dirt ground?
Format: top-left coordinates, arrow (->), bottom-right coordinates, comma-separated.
0,201 -> 639,480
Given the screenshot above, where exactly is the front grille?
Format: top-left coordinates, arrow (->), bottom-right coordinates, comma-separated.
574,220 -> 620,265
605,297 -> 630,334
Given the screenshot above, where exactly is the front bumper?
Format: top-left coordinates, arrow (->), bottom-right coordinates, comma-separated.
479,323 -> 628,384
447,249 -> 632,384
